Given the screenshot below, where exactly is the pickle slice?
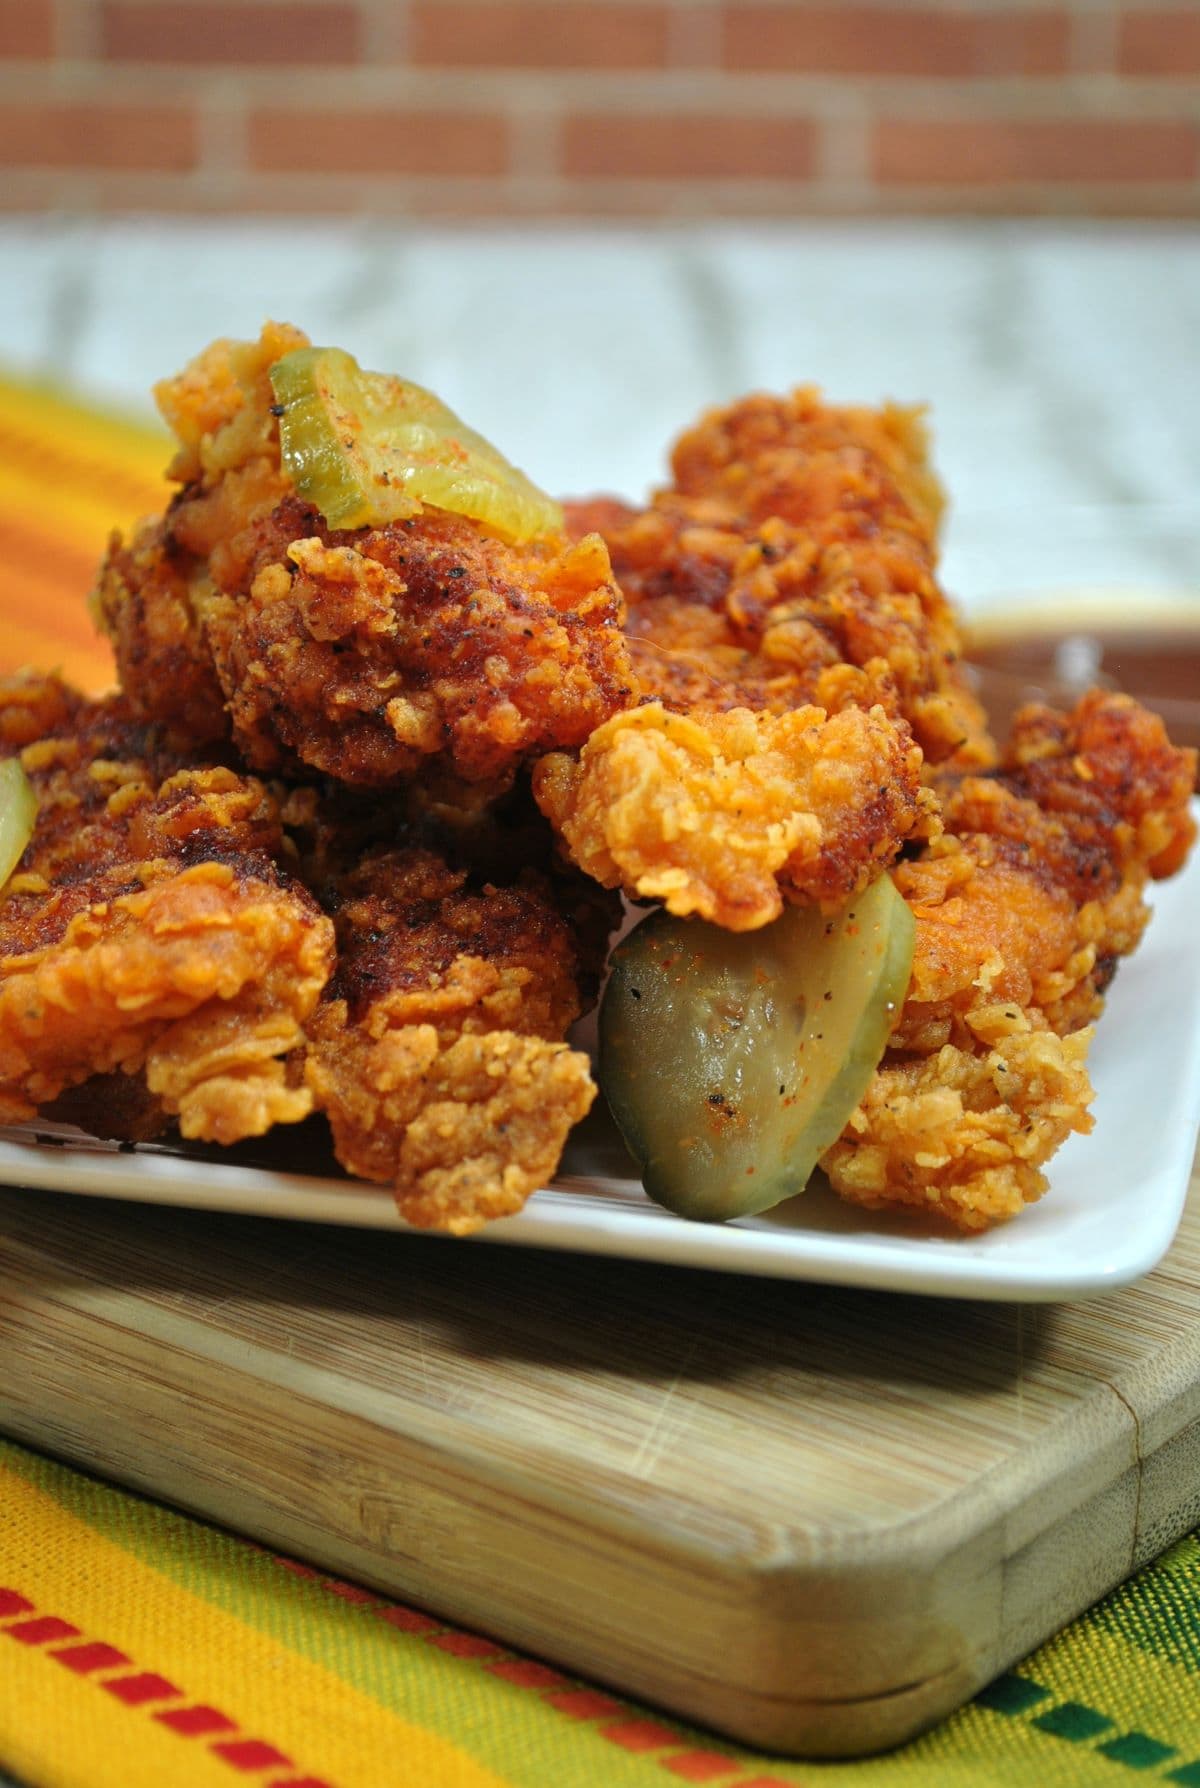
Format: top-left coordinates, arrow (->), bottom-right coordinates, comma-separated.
598,873 -> 915,1221
269,345 -> 564,543
0,758 -> 37,892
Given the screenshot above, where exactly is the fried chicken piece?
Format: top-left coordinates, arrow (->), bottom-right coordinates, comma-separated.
92,322 -> 305,751
566,388 -> 993,772
206,500 -> 631,788
534,700 -> 928,931
822,690 -> 1197,1230
302,843 -> 617,1233
0,671 -> 334,1143
94,325 -> 635,788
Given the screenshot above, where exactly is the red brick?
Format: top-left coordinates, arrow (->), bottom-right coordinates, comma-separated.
248,107 -> 508,177
0,101 -> 197,170
874,117 -> 1198,184
563,112 -> 816,180
0,0 -> 53,56
1119,9 -> 1200,76
101,1 -> 359,64
411,2 -> 670,69
722,6 -> 1068,77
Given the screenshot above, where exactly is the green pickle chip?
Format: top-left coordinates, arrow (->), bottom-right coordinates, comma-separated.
0,758 -> 37,893
269,346 -> 564,544
598,873 -> 916,1222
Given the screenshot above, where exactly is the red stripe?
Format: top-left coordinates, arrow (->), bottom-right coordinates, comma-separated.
2,1584 -> 338,1785
544,1688 -> 624,1719
156,1705 -> 239,1737
376,1606 -> 442,1633
599,1718 -> 684,1751
320,1580 -> 377,1605
486,1658 -> 568,1688
211,1738 -> 294,1771
661,1752 -> 742,1781
102,1671 -> 182,1706
6,1616 -> 81,1645
427,1631 -> 504,1659
52,1642 -> 132,1675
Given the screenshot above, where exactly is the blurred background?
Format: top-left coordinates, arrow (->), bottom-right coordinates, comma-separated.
0,0 -> 1197,217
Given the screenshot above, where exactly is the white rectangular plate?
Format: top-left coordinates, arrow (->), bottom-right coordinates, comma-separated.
2,841 -> 1198,1303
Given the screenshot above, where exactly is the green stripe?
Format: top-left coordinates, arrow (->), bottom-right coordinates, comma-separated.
0,1441 -> 772,1788
1087,1535 -> 1200,1673
1099,1731 -> 1176,1769
974,1673 -> 1052,1716
8,1438 -> 1200,1788
1033,1702 -> 1113,1743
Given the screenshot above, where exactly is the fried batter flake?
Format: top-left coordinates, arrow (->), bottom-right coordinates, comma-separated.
301,845 -> 614,1232
535,700 -> 927,931
822,690 -> 1197,1228
566,387 -> 993,774
0,672 -> 334,1142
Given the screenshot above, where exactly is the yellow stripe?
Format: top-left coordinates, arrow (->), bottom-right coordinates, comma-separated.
0,376 -> 167,688
0,1639 -> 239,1788
0,1458 -> 515,1788
1026,1620 -> 1200,1746
0,452 -> 162,547
0,375 -> 168,482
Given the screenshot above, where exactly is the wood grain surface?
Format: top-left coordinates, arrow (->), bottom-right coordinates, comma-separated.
2,1153 -> 1199,1758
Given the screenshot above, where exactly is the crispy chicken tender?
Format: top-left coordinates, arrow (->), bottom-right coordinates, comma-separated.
566,388 -> 993,772
822,690 -> 1197,1230
94,325 -> 635,788
301,842 -> 616,1233
0,672 -> 334,1143
534,700 -> 928,931
205,499 -> 631,788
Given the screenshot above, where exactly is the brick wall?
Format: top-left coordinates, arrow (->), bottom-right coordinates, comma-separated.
2,0 -> 1198,216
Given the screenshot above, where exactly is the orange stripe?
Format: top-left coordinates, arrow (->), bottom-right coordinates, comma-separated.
0,509 -> 118,687
0,414 -> 165,517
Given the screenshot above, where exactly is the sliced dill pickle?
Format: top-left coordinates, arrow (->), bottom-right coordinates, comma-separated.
598,873 -> 915,1221
269,345 -> 563,543
0,758 -> 36,891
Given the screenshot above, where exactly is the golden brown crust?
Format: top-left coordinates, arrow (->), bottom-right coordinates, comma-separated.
0,671 -> 334,1141
534,701 -> 928,931
302,845 -> 611,1232
93,323 -> 637,790
565,388 -> 993,773
204,501 -> 634,787
822,690 -> 1198,1229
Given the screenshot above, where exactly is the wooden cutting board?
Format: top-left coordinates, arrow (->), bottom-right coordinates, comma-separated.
2,1156 -> 1200,1760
